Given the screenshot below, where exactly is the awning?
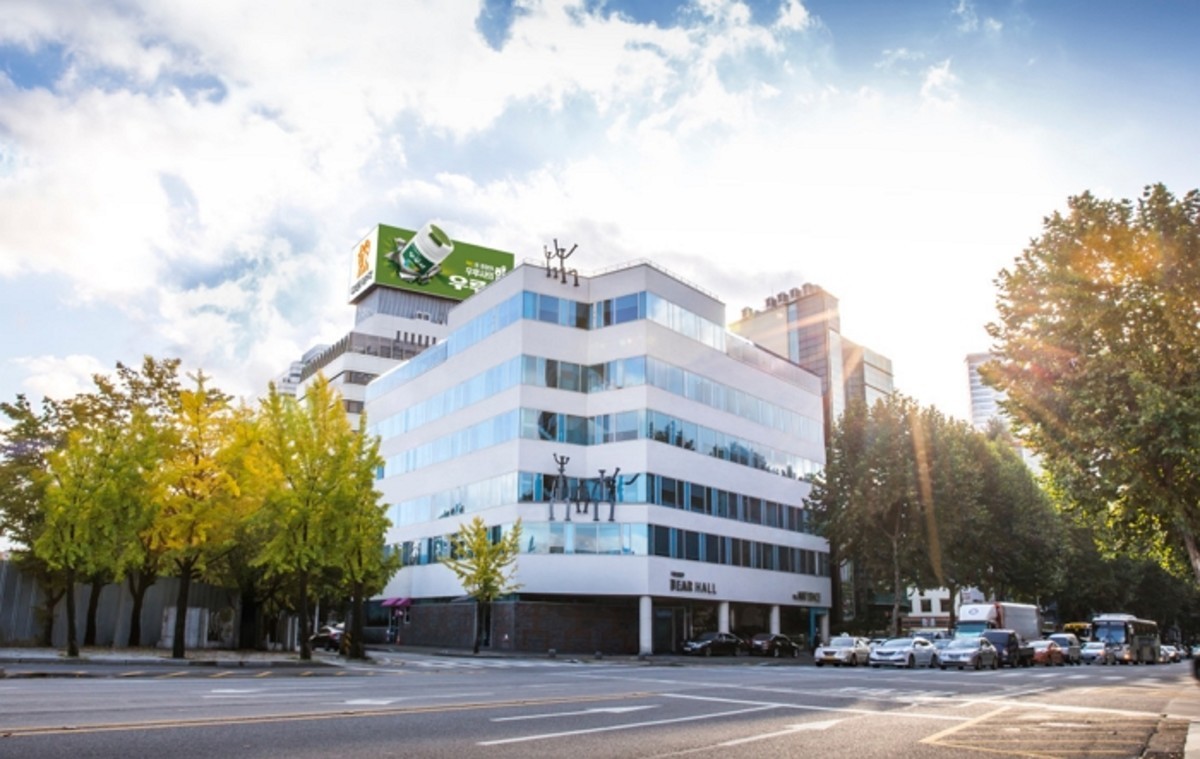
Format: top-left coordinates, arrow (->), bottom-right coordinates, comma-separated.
381,597 -> 412,608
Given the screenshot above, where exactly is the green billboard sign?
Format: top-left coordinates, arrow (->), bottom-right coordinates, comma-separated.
349,223 -> 515,303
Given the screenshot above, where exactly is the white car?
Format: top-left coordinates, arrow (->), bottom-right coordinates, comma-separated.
938,636 -> 999,670
815,635 -> 870,667
869,636 -> 938,668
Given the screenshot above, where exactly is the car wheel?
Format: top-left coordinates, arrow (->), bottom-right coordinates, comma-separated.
991,656 -> 998,670
930,654 -> 938,669
973,657 -> 981,671
871,664 -> 879,668
939,664 -> 946,670
907,655 -> 915,668
815,661 -> 824,667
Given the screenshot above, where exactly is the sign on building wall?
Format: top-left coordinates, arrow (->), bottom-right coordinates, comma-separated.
349,223 -> 515,303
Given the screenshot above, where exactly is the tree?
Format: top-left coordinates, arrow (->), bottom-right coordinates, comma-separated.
810,394 -> 1063,634
35,411 -> 137,656
985,184 -> 1200,583
441,516 -> 522,654
153,372 -> 250,659
252,378 -> 376,661
0,395 -> 70,646
330,415 -> 400,660
810,396 -> 924,636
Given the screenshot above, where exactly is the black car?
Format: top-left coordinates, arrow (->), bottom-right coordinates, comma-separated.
682,631 -> 744,656
980,629 -> 1032,668
748,633 -> 800,658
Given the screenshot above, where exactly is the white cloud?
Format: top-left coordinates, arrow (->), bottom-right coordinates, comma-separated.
775,0 -> 812,32
14,354 -> 108,401
920,59 -> 960,107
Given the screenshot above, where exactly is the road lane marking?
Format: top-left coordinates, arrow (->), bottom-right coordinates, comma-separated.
492,705 -> 658,722
478,705 -> 778,746
717,719 -> 843,746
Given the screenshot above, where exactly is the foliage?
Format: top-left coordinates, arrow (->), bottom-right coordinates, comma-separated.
985,184 -> 1200,583
154,371 -> 252,658
252,376 -> 398,660
442,516 -> 522,654
809,394 -> 1062,633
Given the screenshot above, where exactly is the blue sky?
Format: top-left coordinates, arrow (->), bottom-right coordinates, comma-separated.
0,0 -> 1196,422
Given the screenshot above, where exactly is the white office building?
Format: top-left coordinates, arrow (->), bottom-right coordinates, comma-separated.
368,259 -> 832,655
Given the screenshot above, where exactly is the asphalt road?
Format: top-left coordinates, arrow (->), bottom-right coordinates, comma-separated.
2,654 -> 1197,758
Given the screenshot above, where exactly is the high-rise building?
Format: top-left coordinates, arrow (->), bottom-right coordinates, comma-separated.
966,352 -> 1003,429
280,223 -> 514,424
368,258 -> 832,655
729,284 -> 894,438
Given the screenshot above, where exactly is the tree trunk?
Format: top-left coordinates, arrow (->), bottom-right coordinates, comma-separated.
126,569 -> 155,647
891,537 -> 903,638
348,580 -> 366,660
1182,528 -> 1200,587
297,572 -> 311,661
38,585 -> 64,648
238,589 -> 261,650
946,583 -> 959,635
172,561 -> 194,659
83,576 -> 103,647
65,567 -> 79,658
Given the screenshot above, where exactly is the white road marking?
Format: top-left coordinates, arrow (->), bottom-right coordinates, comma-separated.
492,705 -> 658,722
478,705 -> 777,746
718,719 -> 843,746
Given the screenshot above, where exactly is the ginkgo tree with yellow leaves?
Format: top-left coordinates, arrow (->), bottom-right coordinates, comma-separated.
442,516 -> 522,655
153,371 -> 257,660
252,376 -> 399,661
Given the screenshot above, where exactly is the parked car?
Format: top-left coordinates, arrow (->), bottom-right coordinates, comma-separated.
1030,639 -> 1065,666
815,635 -> 870,667
980,629 -> 1032,668
939,636 -> 998,670
867,638 -> 888,652
748,633 -> 800,658
309,623 -> 344,652
1049,633 -> 1083,665
1082,641 -> 1114,665
869,636 -> 938,669
1161,645 -> 1181,663
682,631 -> 744,657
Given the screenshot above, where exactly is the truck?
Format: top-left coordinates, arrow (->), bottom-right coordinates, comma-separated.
956,602 -> 1042,667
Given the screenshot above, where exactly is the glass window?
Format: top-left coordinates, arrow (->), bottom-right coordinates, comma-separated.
684,530 -> 700,561
627,524 -> 648,555
558,361 -> 581,392
614,293 -> 640,324
573,523 -> 597,554
538,294 -> 559,324
652,525 -> 671,557
598,523 -> 621,554
614,410 -> 639,442
624,356 -> 646,386
537,411 -> 558,441
548,523 -> 566,554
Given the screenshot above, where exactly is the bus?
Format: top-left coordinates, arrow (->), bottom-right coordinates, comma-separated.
1091,613 -> 1159,664
1062,621 -> 1092,641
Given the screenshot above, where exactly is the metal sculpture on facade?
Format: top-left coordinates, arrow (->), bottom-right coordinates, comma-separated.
546,455 -> 640,523
543,239 -> 580,286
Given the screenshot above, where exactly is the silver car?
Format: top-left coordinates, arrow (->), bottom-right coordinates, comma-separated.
869,636 -> 938,668
815,635 -> 870,667
938,636 -> 998,670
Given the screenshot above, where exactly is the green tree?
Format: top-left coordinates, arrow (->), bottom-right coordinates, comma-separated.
441,516 -> 523,654
331,417 -> 400,660
810,396 -> 924,636
0,395 -> 70,645
35,410 -> 143,657
985,184 -> 1200,583
252,377 -> 390,661
153,372 -> 250,659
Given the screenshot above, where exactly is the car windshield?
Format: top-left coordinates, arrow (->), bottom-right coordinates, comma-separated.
1049,635 -> 1072,645
752,634 -> 771,642
1083,642 -> 1105,649
829,636 -> 855,647
881,638 -> 910,649
1030,641 -> 1051,649
697,632 -> 718,642
946,638 -> 977,649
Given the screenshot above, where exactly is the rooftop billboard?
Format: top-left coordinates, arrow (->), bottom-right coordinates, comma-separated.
349,223 -> 515,303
